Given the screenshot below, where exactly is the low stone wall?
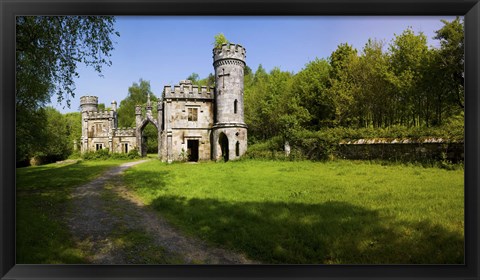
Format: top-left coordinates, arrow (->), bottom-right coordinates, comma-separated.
337,138 -> 464,163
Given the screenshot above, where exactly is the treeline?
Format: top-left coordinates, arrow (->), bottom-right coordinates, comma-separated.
241,18 -> 464,144
17,107 -> 81,166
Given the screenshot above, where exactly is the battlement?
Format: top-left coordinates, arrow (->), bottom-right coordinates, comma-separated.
179,80 -> 193,85
213,43 -> 246,63
114,127 -> 136,137
80,96 -> 99,112
80,96 -> 98,105
86,110 -> 114,119
163,82 -> 214,100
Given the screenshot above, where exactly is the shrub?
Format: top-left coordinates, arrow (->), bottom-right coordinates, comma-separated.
81,149 -> 111,160
82,148 -> 141,160
127,148 -> 140,159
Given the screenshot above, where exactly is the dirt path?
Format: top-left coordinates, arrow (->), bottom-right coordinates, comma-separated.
66,160 -> 258,264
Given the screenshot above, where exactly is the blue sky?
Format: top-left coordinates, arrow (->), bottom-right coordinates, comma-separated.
53,16 -> 458,113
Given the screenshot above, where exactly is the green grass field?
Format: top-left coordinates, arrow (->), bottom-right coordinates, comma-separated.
123,159 -> 464,264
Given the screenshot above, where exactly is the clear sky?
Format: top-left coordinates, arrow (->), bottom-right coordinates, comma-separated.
52,16 -> 458,113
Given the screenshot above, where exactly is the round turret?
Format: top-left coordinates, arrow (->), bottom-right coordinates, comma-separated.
212,43 -> 246,125
213,43 -> 246,63
212,43 -> 248,162
80,96 -> 98,112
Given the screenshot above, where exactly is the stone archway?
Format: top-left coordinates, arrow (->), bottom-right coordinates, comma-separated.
137,117 -> 159,157
219,132 -> 229,162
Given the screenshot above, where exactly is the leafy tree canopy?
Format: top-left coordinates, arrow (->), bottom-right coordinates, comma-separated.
16,16 -> 119,109
16,16 -> 119,164
117,79 -> 157,127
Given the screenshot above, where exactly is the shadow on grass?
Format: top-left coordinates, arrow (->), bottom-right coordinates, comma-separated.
149,195 -> 464,264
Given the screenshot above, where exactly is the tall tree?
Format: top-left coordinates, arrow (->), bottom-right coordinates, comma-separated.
117,79 -> 156,127
16,16 -> 119,108
186,73 -> 200,83
327,43 -> 359,126
64,112 -> 82,151
16,16 -> 119,163
117,79 -> 159,153
433,17 -> 464,111
244,65 -> 270,141
292,58 -> 332,129
388,28 -> 430,127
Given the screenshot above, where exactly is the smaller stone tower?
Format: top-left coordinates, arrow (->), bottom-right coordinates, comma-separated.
212,43 -> 248,161
79,96 -> 99,153
80,96 -> 99,113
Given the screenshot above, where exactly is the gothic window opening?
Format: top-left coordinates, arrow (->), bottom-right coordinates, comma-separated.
96,143 -> 103,151
236,141 -> 240,157
234,99 -> 238,114
188,108 -> 198,121
123,143 -> 128,153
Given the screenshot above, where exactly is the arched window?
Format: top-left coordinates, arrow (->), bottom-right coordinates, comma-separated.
234,99 -> 238,114
236,141 -> 240,157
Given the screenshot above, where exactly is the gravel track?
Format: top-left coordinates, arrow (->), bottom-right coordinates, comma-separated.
66,160 -> 258,264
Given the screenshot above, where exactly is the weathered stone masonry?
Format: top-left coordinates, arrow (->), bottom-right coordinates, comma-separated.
79,43 -> 248,163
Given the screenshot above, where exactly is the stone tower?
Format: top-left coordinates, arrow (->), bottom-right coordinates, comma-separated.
79,96 -> 98,153
212,43 -> 248,161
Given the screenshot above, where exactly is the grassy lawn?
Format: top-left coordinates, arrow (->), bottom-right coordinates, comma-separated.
123,159 -> 464,264
16,159 -> 128,264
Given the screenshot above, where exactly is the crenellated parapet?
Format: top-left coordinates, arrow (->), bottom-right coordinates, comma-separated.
86,110 -> 115,119
80,96 -> 99,112
213,43 -> 246,67
114,127 -> 136,137
163,80 -> 214,100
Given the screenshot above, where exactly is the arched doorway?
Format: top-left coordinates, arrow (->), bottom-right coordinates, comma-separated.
140,120 -> 159,157
219,132 -> 229,162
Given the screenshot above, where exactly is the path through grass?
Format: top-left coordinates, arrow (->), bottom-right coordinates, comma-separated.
16,159 -> 128,263
123,159 -> 464,264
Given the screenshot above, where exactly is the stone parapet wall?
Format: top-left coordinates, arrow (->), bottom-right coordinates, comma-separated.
163,81 -> 213,100
114,128 -> 136,137
337,139 -> 464,163
213,43 -> 246,62
86,110 -> 114,119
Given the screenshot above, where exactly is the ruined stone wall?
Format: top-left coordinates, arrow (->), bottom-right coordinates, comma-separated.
337,139 -> 464,163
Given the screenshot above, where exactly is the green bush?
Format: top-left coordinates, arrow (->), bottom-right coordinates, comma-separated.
68,150 -> 81,159
81,149 -> 111,160
127,148 -> 140,159
245,136 -> 287,160
82,148 -> 141,160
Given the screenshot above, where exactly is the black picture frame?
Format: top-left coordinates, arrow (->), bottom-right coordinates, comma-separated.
1,0 -> 479,279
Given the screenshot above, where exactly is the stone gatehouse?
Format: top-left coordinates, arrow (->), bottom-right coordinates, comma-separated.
79,43 -> 248,163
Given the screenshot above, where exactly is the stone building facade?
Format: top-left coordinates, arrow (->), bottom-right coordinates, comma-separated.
79,43 -> 247,162
79,96 -> 137,155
